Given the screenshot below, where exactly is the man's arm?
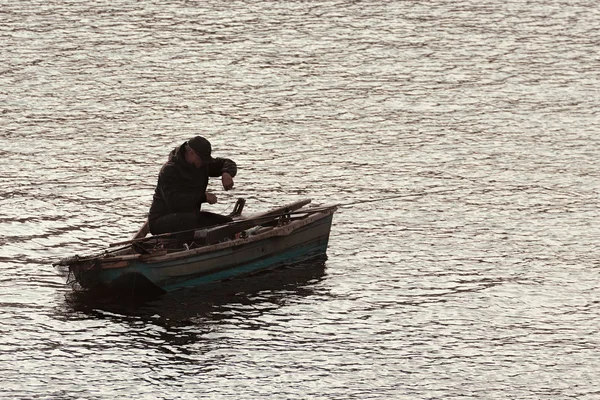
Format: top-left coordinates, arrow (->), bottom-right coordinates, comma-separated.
209,157 -> 237,178
209,157 -> 237,190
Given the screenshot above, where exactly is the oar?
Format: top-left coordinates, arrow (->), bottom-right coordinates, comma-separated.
109,205 -> 336,248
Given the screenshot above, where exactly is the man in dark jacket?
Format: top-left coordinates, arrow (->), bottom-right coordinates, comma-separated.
148,136 -> 237,236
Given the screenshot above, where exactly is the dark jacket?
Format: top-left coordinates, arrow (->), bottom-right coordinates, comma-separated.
148,142 -> 237,222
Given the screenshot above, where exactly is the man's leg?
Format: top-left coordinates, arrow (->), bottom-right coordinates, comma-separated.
149,213 -> 198,235
196,211 -> 233,228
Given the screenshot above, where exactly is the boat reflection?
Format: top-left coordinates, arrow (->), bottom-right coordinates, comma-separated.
63,257 -> 328,325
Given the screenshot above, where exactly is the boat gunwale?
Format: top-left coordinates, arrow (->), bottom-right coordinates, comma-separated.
87,206 -> 337,267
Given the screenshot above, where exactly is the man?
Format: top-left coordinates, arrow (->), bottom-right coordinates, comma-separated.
148,136 -> 237,236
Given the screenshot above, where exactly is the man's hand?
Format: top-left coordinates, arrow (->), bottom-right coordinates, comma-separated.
205,192 -> 218,204
222,172 -> 234,191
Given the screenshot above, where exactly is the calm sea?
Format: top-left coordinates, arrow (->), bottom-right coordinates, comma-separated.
1,0 -> 598,399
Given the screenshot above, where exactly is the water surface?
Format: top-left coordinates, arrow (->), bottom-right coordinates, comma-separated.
1,0 -> 599,399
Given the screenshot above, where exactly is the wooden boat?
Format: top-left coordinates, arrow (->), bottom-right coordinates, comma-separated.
55,199 -> 337,295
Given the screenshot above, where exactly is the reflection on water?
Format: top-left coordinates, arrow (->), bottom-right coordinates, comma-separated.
62,259 -> 327,325
57,260 -> 327,361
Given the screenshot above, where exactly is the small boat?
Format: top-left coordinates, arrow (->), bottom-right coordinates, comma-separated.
55,199 -> 337,296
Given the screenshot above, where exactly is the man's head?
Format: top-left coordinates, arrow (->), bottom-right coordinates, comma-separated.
186,136 -> 215,167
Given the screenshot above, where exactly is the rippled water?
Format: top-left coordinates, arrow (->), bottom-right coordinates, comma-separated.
1,0 -> 599,398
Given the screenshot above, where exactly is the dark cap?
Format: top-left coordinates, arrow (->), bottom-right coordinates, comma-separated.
188,136 -> 215,164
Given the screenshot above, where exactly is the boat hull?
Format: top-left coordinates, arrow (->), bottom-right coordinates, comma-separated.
70,211 -> 334,294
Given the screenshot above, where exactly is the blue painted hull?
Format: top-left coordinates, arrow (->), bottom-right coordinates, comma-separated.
71,211 -> 335,294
